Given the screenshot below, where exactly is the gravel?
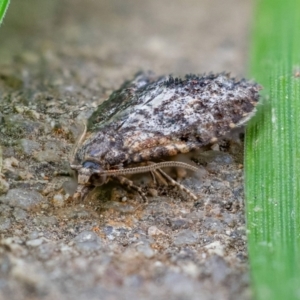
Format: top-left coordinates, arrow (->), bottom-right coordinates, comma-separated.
0,0 -> 253,299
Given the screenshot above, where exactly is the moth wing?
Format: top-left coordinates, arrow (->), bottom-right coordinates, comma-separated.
118,74 -> 259,148
87,72 -> 158,131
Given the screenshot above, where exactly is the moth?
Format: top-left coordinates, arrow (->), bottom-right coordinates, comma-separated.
70,72 -> 260,201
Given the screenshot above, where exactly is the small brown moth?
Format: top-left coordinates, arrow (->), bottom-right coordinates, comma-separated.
70,72 -> 260,201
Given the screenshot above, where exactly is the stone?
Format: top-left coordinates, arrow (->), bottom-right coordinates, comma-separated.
0,188 -> 45,210
174,230 -> 198,246
0,217 -> 11,231
52,194 -> 65,207
74,231 -> 102,252
33,215 -> 58,226
0,177 -> 9,195
170,218 -> 191,230
34,150 -> 61,163
26,238 -> 44,247
148,226 -> 166,236
136,243 -> 155,258
12,207 -> 28,221
19,139 -> 41,155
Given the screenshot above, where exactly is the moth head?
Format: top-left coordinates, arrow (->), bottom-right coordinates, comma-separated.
70,160 -> 107,200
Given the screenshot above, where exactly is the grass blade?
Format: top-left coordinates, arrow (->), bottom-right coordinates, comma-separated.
0,0 -> 10,25
246,0 -> 300,299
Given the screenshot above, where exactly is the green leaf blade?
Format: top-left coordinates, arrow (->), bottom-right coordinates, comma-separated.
246,0 -> 300,299
0,0 -> 10,25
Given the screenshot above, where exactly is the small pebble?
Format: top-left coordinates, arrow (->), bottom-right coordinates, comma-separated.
136,243 -> 155,258
52,194 -> 65,207
26,238 -> 44,247
0,177 -> 9,195
36,243 -> 56,260
34,150 -> 61,163
3,115 -> 44,136
19,139 -> 40,156
110,187 -> 127,202
44,141 -> 63,153
0,204 -> 12,214
204,241 -> 225,257
203,217 -> 223,233
170,218 -> 191,230
12,207 -> 28,221
28,231 -> 40,240
0,188 -> 45,210
0,217 -> 11,231
33,215 -> 58,226
148,226 -> 165,236
3,157 -> 19,170
213,152 -> 233,164
74,231 -> 102,252
174,230 -> 198,246
148,188 -> 158,197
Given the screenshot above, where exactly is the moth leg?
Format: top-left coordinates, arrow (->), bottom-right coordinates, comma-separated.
150,171 -> 157,185
157,168 -> 198,200
150,170 -> 168,186
113,175 -> 148,203
139,161 -> 169,186
73,185 -> 93,201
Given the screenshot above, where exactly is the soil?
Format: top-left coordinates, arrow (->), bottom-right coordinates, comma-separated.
0,1 -> 253,299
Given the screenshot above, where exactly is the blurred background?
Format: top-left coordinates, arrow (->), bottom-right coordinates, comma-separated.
0,0 -> 252,81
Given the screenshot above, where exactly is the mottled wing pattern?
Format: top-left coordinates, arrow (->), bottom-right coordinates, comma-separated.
87,72 -> 158,131
121,73 -> 259,140
74,73 -> 260,167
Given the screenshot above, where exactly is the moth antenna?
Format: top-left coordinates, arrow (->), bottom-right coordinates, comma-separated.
70,121 -> 87,164
101,161 -> 199,176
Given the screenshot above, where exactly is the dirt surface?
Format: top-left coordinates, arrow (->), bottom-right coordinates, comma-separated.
0,1 -> 253,299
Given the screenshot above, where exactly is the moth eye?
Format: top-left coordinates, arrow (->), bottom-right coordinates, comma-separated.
82,161 -> 100,170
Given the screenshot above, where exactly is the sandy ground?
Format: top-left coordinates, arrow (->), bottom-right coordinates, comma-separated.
0,0 -> 254,299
